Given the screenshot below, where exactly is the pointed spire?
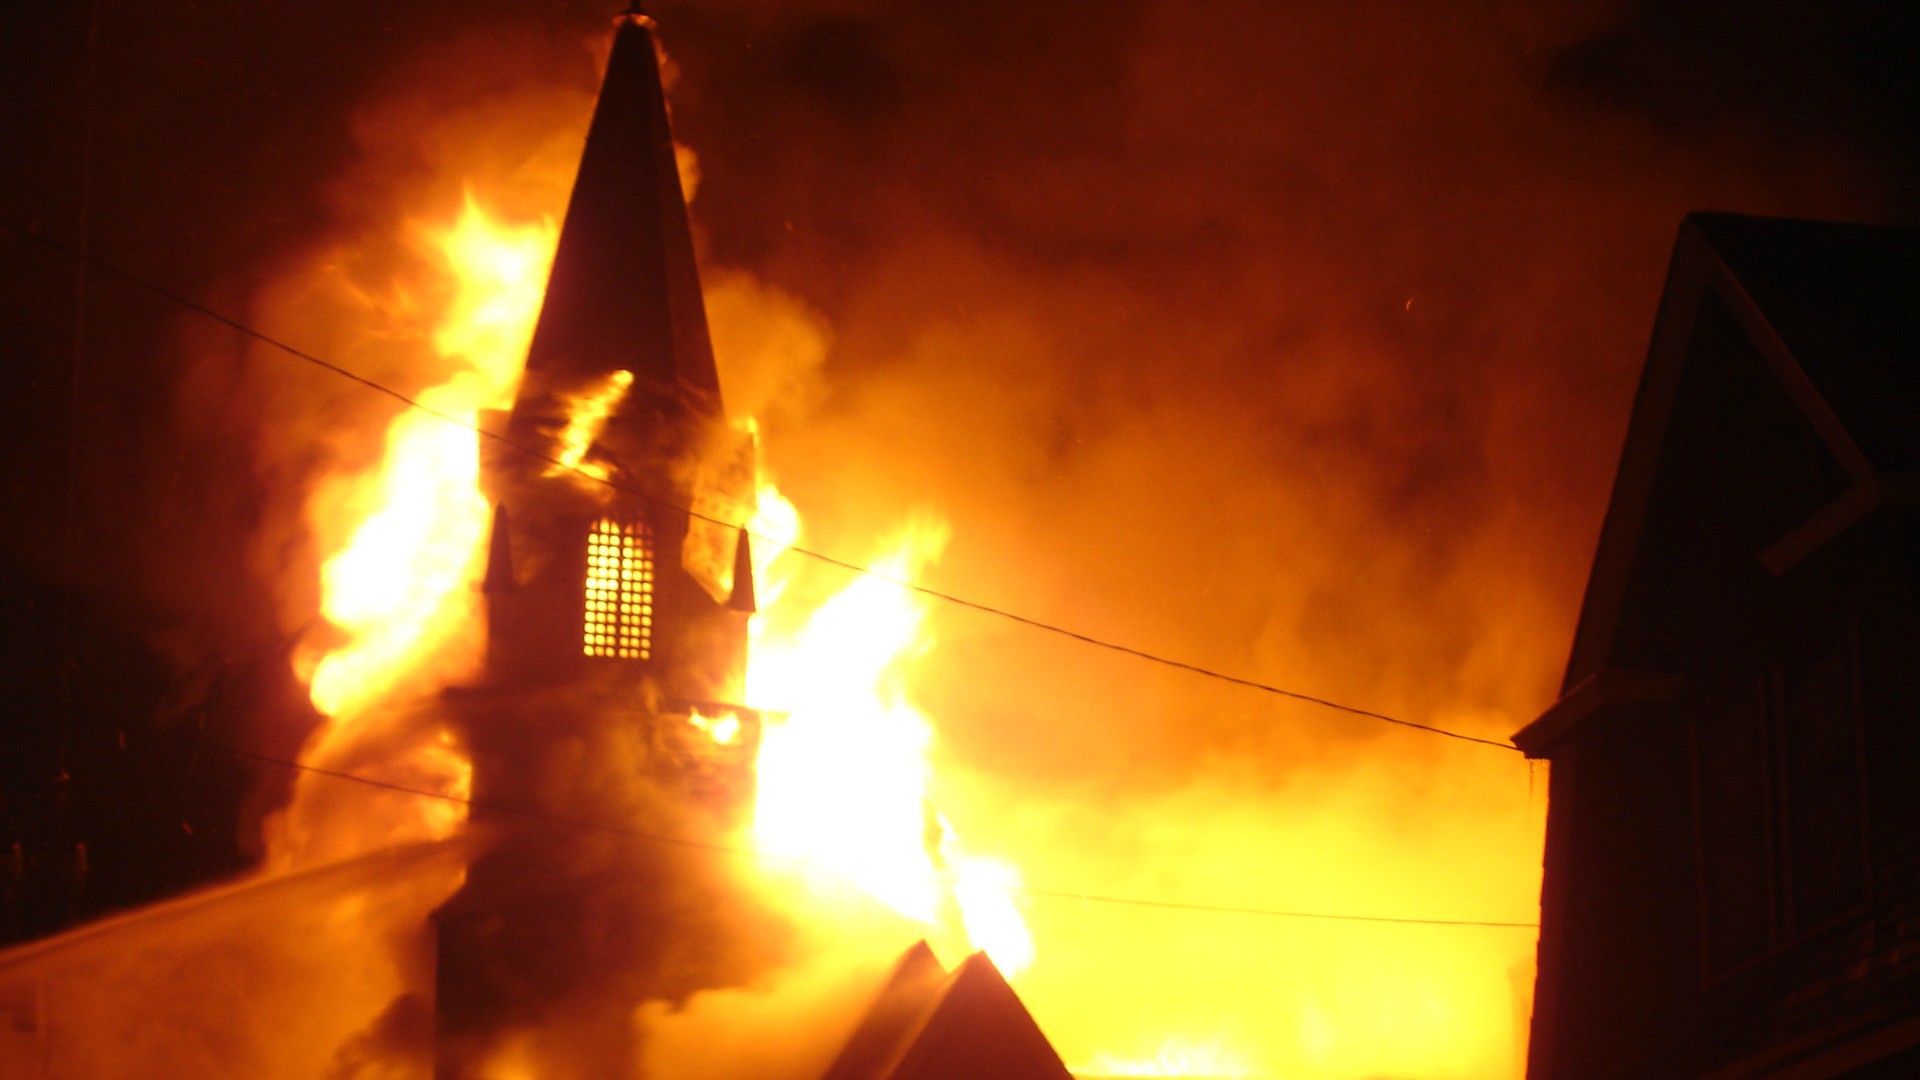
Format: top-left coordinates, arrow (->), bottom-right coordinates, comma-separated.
521,6 -> 720,410
482,504 -> 516,593
727,525 -> 756,613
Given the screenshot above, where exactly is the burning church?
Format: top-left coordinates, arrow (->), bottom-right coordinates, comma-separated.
429,3 -> 771,1073
1,5 -> 1071,1078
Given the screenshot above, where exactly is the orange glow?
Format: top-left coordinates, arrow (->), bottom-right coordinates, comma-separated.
745,510 -> 1036,976
584,517 -> 655,660
746,471 -> 801,587
691,709 -> 743,746
233,32 -> 1545,1080
275,193 -> 556,870
303,194 -> 552,720
1001,757 -> 1539,1079
549,368 -> 634,482
1078,1038 -> 1262,1078
273,129 -> 1035,983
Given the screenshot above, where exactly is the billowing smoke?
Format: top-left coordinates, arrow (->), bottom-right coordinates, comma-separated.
660,1 -> 1906,1075
3,1 -> 1912,1078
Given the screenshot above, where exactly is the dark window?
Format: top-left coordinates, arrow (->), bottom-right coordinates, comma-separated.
1778,627 -> 1868,931
1691,624 -> 1869,978
1695,676 -> 1776,974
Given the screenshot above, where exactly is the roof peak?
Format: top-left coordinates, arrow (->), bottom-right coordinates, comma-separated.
619,0 -> 655,28
510,0 -> 722,436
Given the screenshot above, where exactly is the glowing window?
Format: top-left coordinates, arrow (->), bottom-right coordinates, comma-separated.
584,518 -> 653,660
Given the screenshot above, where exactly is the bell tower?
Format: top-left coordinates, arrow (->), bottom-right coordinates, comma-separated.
473,0 -> 755,725
433,6 -> 767,1076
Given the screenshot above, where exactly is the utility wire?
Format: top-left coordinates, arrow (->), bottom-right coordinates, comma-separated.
2,220 -> 1522,754
198,735 -> 1539,930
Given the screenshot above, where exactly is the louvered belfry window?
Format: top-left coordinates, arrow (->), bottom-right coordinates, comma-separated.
584,518 -> 653,659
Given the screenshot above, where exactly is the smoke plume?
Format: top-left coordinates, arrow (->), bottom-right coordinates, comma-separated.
4,0 -> 1913,1077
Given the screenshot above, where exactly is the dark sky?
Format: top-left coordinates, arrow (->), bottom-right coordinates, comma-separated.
3,0 -> 1917,937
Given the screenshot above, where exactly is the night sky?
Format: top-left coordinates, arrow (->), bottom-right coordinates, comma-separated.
3,0 -> 1918,960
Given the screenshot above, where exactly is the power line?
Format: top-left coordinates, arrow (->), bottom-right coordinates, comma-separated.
201,735 -> 1539,930
1,220 -> 1521,754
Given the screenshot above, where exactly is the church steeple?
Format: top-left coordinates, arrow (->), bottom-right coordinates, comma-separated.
472,0 -> 754,686
513,5 -> 721,439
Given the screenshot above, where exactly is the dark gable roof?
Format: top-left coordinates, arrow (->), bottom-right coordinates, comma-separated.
821,942 -> 1074,1080
1513,213 -> 1920,756
1693,214 -> 1920,474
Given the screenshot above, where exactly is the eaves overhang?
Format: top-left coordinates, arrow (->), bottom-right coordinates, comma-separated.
1511,670 -> 1683,758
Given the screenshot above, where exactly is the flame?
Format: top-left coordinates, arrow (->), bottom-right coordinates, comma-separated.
304,193 -> 553,721
303,397 -> 488,720
244,40 -> 1542,1079
277,193 -> 556,868
690,708 -> 743,746
285,168 -> 1032,974
746,467 -> 800,588
745,508 -> 1035,975
548,368 -> 635,482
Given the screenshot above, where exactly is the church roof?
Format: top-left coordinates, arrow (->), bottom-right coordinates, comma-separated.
0,840 -> 468,1077
821,942 -> 1074,1080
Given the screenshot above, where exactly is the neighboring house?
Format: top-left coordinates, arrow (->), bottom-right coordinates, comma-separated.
1515,214 -> 1920,1078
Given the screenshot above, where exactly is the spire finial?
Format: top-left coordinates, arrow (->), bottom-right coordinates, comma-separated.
620,0 -> 654,26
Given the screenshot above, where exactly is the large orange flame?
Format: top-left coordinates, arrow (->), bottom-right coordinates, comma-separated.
273,194 -> 554,870
302,193 -> 552,722
548,368 -> 635,483
745,509 -> 1034,974
287,180 -> 1030,968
